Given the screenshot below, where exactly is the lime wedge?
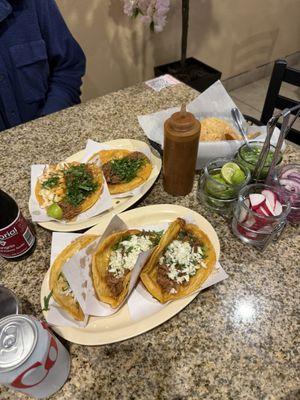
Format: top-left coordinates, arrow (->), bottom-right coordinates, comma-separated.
47,204 -> 63,220
212,173 -> 227,184
231,169 -> 246,185
221,162 -> 241,184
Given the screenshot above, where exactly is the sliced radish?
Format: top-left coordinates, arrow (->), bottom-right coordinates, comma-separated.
243,214 -> 256,228
239,199 -> 250,222
273,200 -> 283,216
249,193 -> 265,209
256,206 -> 269,216
260,198 -> 275,216
237,223 -> 258,239
261,189 -> 277,210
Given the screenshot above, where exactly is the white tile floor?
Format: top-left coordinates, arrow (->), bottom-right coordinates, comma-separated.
228,63 -> 300,140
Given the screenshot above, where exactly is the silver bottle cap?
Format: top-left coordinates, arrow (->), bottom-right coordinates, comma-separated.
0,315 -> 37,371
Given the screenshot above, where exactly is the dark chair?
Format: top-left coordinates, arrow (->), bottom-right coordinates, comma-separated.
244,59 -> 300,144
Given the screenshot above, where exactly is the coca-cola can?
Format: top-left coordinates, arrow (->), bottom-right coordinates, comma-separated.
0,315 -> 70,399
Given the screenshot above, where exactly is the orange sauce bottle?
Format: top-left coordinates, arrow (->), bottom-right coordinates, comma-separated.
163,104 -> 200,196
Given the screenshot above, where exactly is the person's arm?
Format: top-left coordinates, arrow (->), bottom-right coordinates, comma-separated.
36,0 -> 86,115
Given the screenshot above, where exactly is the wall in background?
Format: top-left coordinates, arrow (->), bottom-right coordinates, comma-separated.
56,0 -> 300,102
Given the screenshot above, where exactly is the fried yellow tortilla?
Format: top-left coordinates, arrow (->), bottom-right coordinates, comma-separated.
35,162 -> 103,220
89,149 -> 152,194
200,117 -> 241,141
49,235 -> 98,321
140,218 -> 217,303
92,229 -> 142,308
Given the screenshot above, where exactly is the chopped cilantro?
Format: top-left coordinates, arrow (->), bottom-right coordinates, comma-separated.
112,234 -> 133,251
145,230 -> 163,246
63,164 -> 98,207
42,176 -> 59,189
109,156 -> 146,183
42,290 -> 53,312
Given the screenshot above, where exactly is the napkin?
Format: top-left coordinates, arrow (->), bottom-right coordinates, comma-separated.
138,80 -> 284,168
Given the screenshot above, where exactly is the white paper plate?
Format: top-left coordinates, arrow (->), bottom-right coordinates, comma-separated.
40,204 -> 221,345
36,139 -> 161,232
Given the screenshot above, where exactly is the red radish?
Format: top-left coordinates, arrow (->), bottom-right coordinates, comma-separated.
256,206 -> 269,217
261,189 -> 277,210
249,193 -> 265,209
243,214 -> 256,228
273,200 -> 283,216
237,223 -> 257,239
260,198 -> 275,216
239,199 -> 250,222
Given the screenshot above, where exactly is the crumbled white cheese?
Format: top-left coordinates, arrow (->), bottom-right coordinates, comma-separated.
159,240 -> 205,284
108,235 -> 153,278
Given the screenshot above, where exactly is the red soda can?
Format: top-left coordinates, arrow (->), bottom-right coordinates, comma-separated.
0,315 -> 70,398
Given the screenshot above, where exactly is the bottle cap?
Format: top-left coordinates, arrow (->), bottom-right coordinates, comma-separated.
169,104 -> 197,132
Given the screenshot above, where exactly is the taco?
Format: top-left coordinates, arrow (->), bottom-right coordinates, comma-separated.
140,218 -> 217,303
92,229 -> 161,308
49,235 -> 98,321
35,161 -> 103,220
90,149 -> 152,194
199,117 -> 241,141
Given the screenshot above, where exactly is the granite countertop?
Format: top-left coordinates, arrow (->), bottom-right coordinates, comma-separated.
0,82 -> 299,400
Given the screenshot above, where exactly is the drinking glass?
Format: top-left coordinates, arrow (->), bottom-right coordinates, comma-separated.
267,163 -> 300,224
232,183 -> 291,250
235,141 -> 282,181
198,157 -> 250,215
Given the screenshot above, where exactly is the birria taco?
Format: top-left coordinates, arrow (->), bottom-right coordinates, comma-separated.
92,229 -> 161,308
49,235 -> 98,321
140,218 -> 216,303
35,161 -> 103,220
89,149 -> 152,194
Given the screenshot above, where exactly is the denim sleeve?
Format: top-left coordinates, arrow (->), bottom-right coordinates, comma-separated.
37,0 -> 86,116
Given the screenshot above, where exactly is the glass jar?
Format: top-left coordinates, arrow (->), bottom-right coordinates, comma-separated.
267,163 -> 300,224
235,141 -> 282,181
232,183 -> 291,250
198,157 -> 250,216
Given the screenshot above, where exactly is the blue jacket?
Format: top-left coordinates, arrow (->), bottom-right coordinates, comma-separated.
0,0 -> 86,131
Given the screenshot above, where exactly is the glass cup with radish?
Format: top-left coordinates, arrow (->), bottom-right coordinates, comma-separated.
232,184 -> 291,250
267,164 -> 300,224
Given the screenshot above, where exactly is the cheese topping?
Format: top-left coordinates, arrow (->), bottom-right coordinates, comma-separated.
108,234 -> 153,278
159,240 -> 206,284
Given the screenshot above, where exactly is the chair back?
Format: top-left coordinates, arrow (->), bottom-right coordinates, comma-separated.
261,59 -> 300,144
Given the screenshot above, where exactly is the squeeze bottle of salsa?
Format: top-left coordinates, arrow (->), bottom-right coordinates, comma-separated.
163,104 -> 200,196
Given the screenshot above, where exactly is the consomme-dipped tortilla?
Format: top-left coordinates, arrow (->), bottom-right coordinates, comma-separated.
49,235 -> 98,321
90,149 -> 152,194
140,218 -> 217,303
92,229 -> 160,308
200,117 -> 240,141
35,162 -> 103,220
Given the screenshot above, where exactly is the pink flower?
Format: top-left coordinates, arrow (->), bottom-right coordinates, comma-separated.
123,0 -> 170,32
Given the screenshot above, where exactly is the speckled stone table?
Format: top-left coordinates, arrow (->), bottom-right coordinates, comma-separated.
0,82 -> 299,400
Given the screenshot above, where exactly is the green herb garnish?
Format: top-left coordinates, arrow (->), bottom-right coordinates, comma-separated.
42,290 -> 53,312
145,230 -> 163,246
63,164 -> 98,207
109,156 -> 146,183
42,176 -> 59,189
112,234 -> 133,251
